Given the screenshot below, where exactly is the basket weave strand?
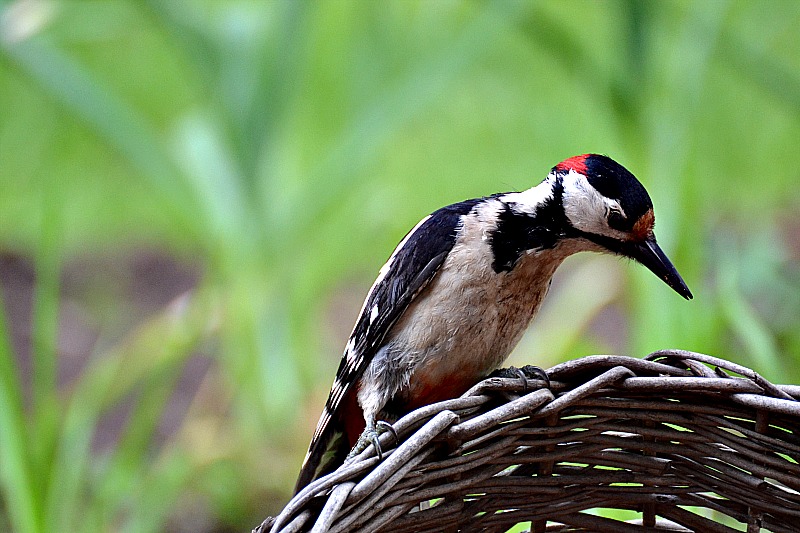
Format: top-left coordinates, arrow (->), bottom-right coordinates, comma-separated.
258,350 -> 800,533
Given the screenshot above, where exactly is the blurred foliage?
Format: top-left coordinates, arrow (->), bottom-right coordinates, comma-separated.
0,0 -> 799,531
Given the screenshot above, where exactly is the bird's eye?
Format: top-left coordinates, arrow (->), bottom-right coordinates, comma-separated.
607,207 -> 626,230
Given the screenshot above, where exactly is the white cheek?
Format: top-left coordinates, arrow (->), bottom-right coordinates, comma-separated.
562,172 -> 627,239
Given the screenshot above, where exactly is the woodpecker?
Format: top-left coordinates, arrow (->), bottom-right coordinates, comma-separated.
294,153 -> 692,493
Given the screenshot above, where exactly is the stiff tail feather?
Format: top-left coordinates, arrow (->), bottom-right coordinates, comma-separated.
294,388 -> 365,494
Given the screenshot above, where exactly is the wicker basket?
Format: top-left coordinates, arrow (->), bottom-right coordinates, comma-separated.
258,350 -> 800,533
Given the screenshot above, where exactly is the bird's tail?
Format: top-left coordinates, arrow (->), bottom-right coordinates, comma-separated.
293,429 -> 350,494
293,389 -> 364,494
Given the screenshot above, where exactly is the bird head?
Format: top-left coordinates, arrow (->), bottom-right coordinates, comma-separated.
553,153 -> 692,300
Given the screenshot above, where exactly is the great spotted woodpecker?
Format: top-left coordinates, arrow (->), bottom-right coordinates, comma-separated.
294,154 -> 692,493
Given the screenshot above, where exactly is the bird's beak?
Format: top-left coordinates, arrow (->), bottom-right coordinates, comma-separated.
623,238 -> 693,300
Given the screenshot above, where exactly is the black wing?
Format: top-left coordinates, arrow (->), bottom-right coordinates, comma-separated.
294,199 -> 482,493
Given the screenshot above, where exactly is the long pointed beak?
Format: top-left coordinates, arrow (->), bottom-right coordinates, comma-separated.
624,238 -> 693,300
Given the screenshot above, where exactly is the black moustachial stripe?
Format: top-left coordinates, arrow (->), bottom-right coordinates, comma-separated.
489,177 -> 569,273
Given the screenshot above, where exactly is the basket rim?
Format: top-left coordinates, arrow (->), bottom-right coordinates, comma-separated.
259,350 -> 800,533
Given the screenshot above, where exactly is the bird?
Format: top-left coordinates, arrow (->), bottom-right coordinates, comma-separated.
294,153 -> 692,494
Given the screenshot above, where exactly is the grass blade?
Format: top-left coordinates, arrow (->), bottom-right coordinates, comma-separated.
0,286 -> 39,532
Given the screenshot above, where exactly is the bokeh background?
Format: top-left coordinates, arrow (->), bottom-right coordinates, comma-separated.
1,1 -> 800,531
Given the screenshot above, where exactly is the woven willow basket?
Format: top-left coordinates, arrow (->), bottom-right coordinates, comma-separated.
258,350 -> 800,533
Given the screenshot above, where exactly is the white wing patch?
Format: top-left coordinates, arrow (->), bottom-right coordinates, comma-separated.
326,378 -> 349,416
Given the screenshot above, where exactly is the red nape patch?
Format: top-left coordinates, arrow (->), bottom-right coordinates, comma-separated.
555,154 -> 590,174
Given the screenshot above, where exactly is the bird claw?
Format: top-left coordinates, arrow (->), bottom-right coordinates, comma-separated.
369,428 -> 383,461
519,365 -> 550,386
491,365 -> 550,391
348,420 -> 398,461
376,420 -> 398,446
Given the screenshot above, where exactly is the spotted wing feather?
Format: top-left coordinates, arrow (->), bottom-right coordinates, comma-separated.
294,199 -> 481,493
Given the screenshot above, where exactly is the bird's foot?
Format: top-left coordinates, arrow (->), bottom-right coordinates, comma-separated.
491,365 -> 550,391
347,420 -> 398,461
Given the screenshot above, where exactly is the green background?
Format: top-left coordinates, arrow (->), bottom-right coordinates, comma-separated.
1,1 -> 799,531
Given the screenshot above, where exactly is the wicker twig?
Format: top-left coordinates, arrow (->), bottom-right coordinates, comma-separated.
256,351 -> 800,533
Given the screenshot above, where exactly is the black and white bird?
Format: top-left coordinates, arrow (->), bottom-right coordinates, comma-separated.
294,153 -> 692,493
